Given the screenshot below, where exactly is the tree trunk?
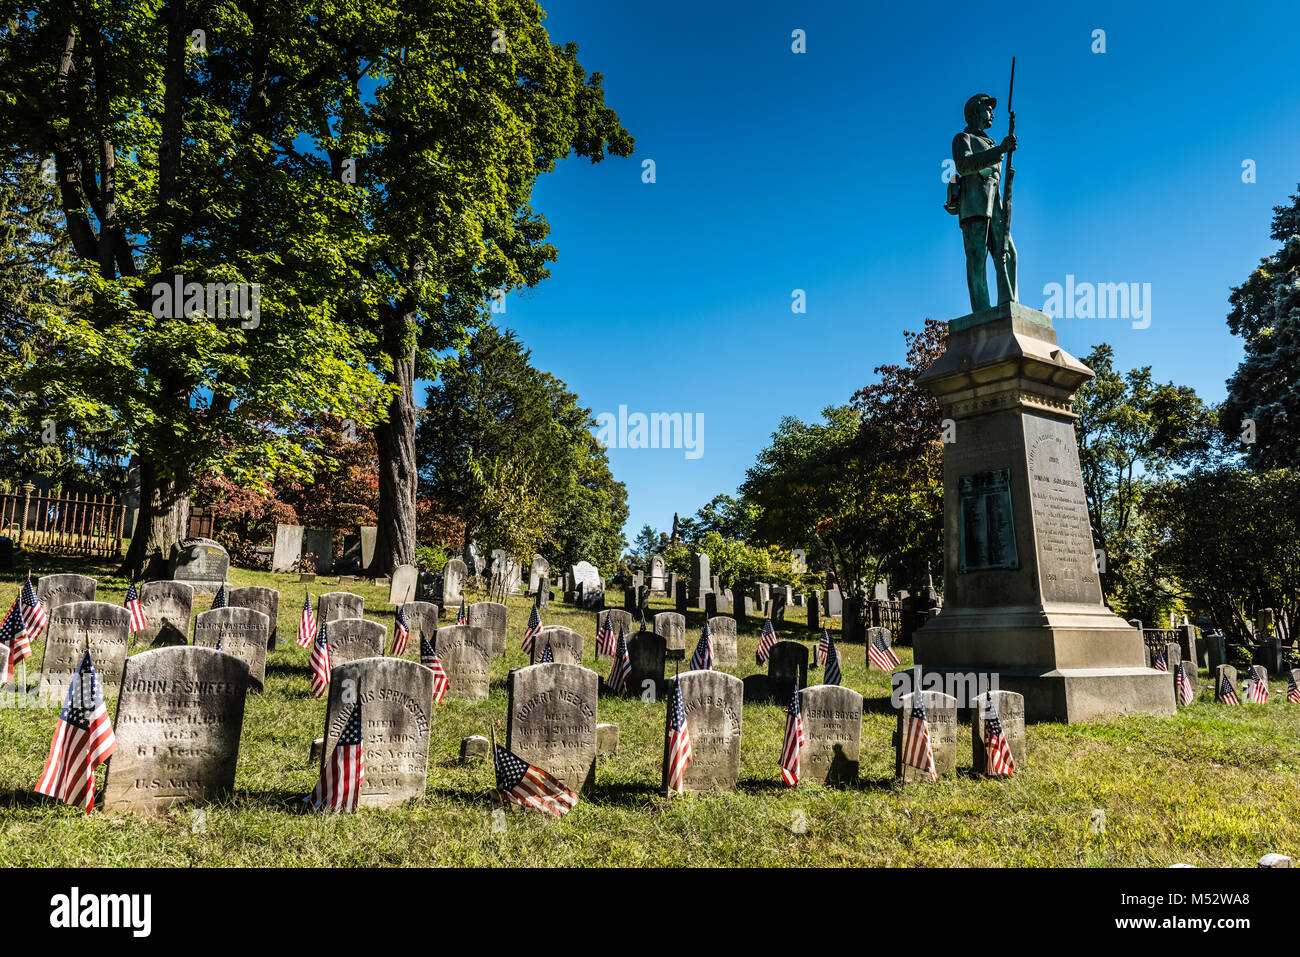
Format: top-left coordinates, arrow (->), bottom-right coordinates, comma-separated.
370,335 -> 418,577
120,458 -> 190,580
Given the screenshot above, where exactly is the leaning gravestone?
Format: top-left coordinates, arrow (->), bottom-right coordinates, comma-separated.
895,690 -> 958,782
627,630 -> 666,699
768,641 -> 809,704
398,601 -> 439,659
389,564 -> 418,605
467,601 -> 508,655
136,581 -> 193,648
662,670 -> 743,794
655,612 -> 686,659
193,607 -> 271,691
708,616 -> 738,668
529,554 -> 551,595
272,523 -> 304,573
39,602 -> 131,699
321,657 -> 433,807
798,685 -> 863,786
228,586 -> 279,647
37,573 -> 97,612
441,558 -> 467,612
167,538 -> 230,593
507,663 -> 600,794
970,690 -> 1027,775
102,646 -> 250,814
434,625 -> 493,700
327,617 -> 386,668
532,626 -> 583,665
317,591 -> 364,626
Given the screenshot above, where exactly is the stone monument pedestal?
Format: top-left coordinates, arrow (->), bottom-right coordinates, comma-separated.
914,302 -> 1173,723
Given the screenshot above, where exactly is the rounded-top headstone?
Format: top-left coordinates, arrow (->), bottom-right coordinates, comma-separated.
767,640 -> 809,703
137,580 -> 194,648
39,601 -> 131,699
168,537 -> 230,585
707,616 -> 737,667
194,606 -> 272,691
228,586 -> 280,645
37,573 -> 97,612
433,625 -> 493,700
895,690 -> 958,782
532,625 -> 583,665
662,670 -> 743,794
467,601 -> 508,655
507,663 -> 600,794
597,610 -> 635,658
654,612 -> 686,657
798,684 -> 863,786
317,591 -> 364,625
970,690 -> 1026,774
326,617 -> 386,667
398,601 -> 439,659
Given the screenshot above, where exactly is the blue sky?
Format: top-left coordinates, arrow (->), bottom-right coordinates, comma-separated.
485,0 -> 1300,544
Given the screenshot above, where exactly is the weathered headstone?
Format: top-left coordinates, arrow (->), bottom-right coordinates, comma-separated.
1177,623 -> 1198,664
536,576 -> 551,610
39,601 -> 131,699
167,538 -> 230,590
571,561 -> 603,609
272,524 -> 304,572
768,641 -> 808,703
36,573 -> 97,612
532,626 -> 583,665
597,610 -> 635,658
1205,632 -> 1227,673
321,657 -> 433,807
825,587 -> 843,617
228,586 -> 279,647
507,663 -> 600,794
667,571 -> 679,602
649,554 -> 666,595
466,601 -> 507,655
490,551 -> 523,595
1215,664 -> 1238,700
808,590 -> 821,632
302,527 -> 334,574
674,580 -> 687,614
102,646 -> 250,814
528,554 -> 551,595
1182,661 -> 1200,694
708,616 -> 738,667
327,617 -> 387,667
434,625 -> 493,700
317,591 -> 363,626
895,690 -> 958,782
770,588 -> 788,625
194,606 -> 271,690
0,644 -> 8,687
866,627 -> 895,670
136,581 -> 193,648
690,552 -> 711,600
389,564 -> 418,605
627,630 -> 666,699
662,670 -> 743,794
1165,642 -> 1183,676
441,558 -> 467,610
398,601 -> 439,659
1247,664 -> 1271,697
655,612 -> 686,659
798,685 -> 863,786
970,690 -> 1027,774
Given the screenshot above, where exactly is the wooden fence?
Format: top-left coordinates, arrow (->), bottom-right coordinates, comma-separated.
0,486 -> 125,556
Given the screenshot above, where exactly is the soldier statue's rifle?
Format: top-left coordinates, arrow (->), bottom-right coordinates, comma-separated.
1001,56 -> 1016,255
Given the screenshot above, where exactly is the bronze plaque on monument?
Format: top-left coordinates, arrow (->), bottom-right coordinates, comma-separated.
958,468 -> 1018,573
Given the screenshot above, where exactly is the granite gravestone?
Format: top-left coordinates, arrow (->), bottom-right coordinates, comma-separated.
655,612 -> 686,659
441,558 -> 468,611
970,690 -> 1027,775
272,524 -> 303,573
627,630 -> 666,699
708,616 -> 738,668
389,564 -> 418,605
895,690 -> 958,782
690,552 -> 711,600
167,538 -> 230,592
529,554 -> 551,595
532,626 -> 583,665
467,601 -> 508,655
798,685 -> 863,786
327,617 -> 386,668
320,657 -> 433,806
768,641 -> 808,703
302,528 -> 333,574
39,601 -> 131,699
37,573 -> 97,612
193,607 -> 271,691
808,592 -> 821,632
228,586 -> 279,647
317,592 -> 364,626
398,601 -> 439,659
674,580 -> 687,614
434,625 -> 493,700
507,663 -> 600,794
136,581 -> 193,648
662,670 -> 743,794
102,646 -> 250,814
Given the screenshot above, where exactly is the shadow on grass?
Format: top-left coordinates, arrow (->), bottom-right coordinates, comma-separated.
0,787 -> 56,810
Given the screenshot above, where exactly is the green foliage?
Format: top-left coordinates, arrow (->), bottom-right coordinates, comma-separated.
414,543 -> 450,574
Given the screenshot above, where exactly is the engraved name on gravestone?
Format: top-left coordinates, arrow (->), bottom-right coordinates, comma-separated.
169,538 -> 230,584
327,617 -> 386,668
507,663 -> 599,794
655,612 -> 686,659
137,581 -> 193,648
228,586 -> 280,647
768,640 -> 808,704
398,601 -> 439,659
39,602 -> 131,699
895,690 -> 958,782
708,616 -> 738,667
627,629 -> 666,698
322,658 -> 433,806
37,573 -> 96,612
799,685 -> 863,786
662,670 -> 743,793
194,607 -> 271,691
467,601 -> 508,655
272,524 -> 304,573
102,646 -> 250,814
532,626 -> 583,665
441,558 -> 467,611
434,625 -> 493,700
971,690 -> 1026,774
317,591 -> 364,626
389,564 -> 418,605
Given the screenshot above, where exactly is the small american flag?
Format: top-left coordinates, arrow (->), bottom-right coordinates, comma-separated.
124,581 -> 147,634
1288,671 -> 1300,704
307,703 -> 365,812
608,629 -> 631,694
494,744 -> 577,818
20,577 -> 48,640
596,612 -> 615,657
868,630 -> 901,670
981,695 -> 1015,776
0,599 -> 31,684
211,583 -> 228,609
297,590 -> 317,647
902,694 -> 938,782
539,641 -> 554,664
638,611 -> 647,632
814,627 -> 831,666
391,605 -> 410,657
34,651 -> 117,813
779,687 -> 805,786
822,632 -> 841,686
690,620 -> 714,671
756,618 -> 777,664
1153,647 -> 1168,672
309,619 -> 332,698
1216,670 -> 1240,705
521,603 -> 542,652
665,678 -> 694,794
1176,662 -> 1195,706
1248,671 -> 1270,704
456,597 -> 467,625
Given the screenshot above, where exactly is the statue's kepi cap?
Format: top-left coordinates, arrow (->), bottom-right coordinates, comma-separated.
965,93 -> 997,112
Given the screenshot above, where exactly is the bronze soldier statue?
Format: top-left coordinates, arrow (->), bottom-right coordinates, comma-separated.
952,93 -> 1018,311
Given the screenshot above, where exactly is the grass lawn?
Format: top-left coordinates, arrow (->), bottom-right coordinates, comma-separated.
2,556 -> 1298,867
